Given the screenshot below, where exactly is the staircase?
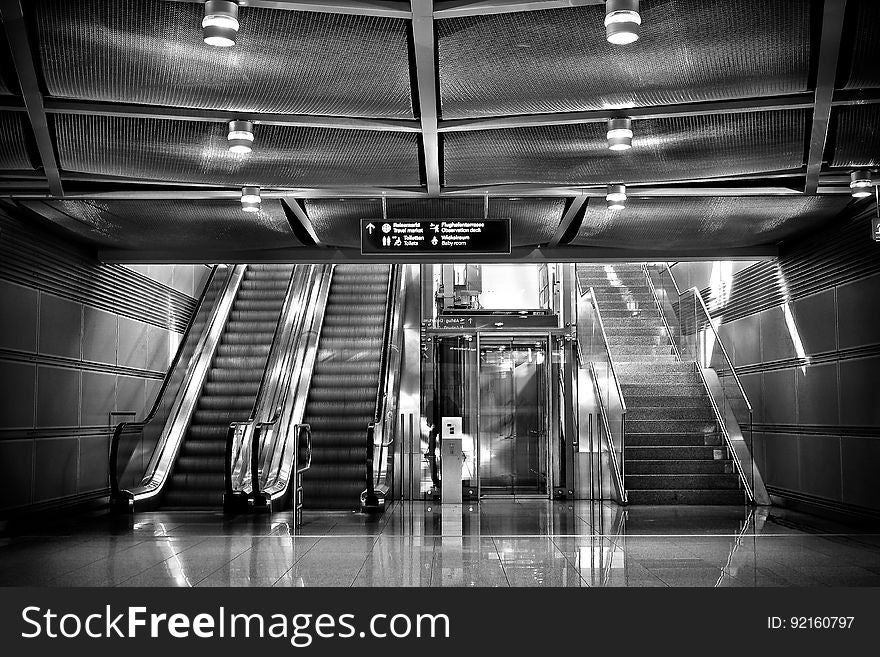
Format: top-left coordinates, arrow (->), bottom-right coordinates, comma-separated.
577,264 -> 745,505
163,264 -> 294,508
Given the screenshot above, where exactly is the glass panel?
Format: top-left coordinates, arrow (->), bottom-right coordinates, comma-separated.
478,339 -> 548,495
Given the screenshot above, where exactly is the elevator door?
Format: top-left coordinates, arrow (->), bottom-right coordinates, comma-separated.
478,338 -> 549,496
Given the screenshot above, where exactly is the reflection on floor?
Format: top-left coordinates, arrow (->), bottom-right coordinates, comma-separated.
1,501 -> 879,587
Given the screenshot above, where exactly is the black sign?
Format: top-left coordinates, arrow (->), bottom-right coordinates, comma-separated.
361,219 -> 511,254
437,315 -> 475,328
873,216 -> 880,242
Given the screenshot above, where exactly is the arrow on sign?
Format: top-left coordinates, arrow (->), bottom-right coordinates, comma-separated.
366,223 -> 376,234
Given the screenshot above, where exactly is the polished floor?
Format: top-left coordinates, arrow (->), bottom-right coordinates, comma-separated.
1,501 -> 879,587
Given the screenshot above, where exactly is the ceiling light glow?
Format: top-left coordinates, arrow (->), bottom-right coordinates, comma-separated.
203,1 -> 239,47
605,0 -> 641,45
227,120 -> 254,153
606,184 -> 627,210
241,186 -> 261,212
607,117 -> 633,151
850,170 -> 874,198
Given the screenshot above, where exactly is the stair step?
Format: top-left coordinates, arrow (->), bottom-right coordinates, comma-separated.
626,433 -> 722,446
626,445 -> 726,460
626,408 -> 716,421
626,489 -> 746,505
616,362 -> 694,374
621,384 -> 706,396
626,474 -> 741,490
626,419 -> 718,433
625,460 -> 734,474
626,396 -> 709,408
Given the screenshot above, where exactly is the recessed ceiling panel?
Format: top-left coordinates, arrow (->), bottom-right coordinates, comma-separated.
437,0 -> 811,119
830,105 -> 880,168
838,0 -> 880,90
304,197 -> 565,248
33,0 -> 414,118
54,114 -> 422,187
22,199 -> 303,250
571,196 -> 849,250
444,109 -> 807,186
0,111 -> 34,169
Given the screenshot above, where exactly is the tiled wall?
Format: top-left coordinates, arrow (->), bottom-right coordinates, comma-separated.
671,212 -> 880,516
0,210 -> 210,515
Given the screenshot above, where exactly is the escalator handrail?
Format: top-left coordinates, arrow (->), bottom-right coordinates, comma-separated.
365,265 -> 402,503
116,265 -> 246,504
253,265 -> 333,503
109,265 -> 220,502
223,265 -> 308,497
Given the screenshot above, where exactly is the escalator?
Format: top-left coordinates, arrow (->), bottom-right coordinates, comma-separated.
302,264 -> 391,509
162,264 -> 294,508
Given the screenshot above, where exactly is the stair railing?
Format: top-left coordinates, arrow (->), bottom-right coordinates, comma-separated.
648,265 -> 768,504
109,265 -> 246,511
584,286 -> 627,504
363,264 -> 404,511
223,265 -> 312,510
642,263 -> 680,359
249,265 -> 333,515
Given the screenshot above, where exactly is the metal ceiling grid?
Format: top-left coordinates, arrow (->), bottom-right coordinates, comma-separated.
830,104 -> 880,168
838,0 -> 880,90
54,114 -> 423,187
22,198 -> 303,250
443,109 -> 808,186
436,0 -> 812,119
33,0 -> 414,118
0,110 -> 34,168
304,197 -> 565,247
570,195 -> 851,250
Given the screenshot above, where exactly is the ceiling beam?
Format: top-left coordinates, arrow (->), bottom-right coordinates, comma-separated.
280,198 -> 323,246
3,183 -> 848,201
439,94 -> 815,133
41,99 -> 421,133
805,0 -> 848,195
547,195 -> 587,247
434,0 -> 604,19
412,0 -> 441,196
0,0 -> 63,197
162,0 -> 411,19
97,242 -> 778,264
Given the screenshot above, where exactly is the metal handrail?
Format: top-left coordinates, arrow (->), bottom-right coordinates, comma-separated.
109,265 -> 219,503
223,265 -> 310,504
693,364 -> 755,503
111,265 -> 244,509
664,263 -> 683,297
364,264 -> 401,507
687,286 -> 753,414
642,264 -> 681,359
587,287 -> 627,414
256,266 -> 333,505
589,362 -> 627,504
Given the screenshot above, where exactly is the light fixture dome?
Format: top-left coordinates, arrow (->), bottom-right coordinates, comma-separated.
228,120 -> 254,153
607,117 -> 633,151
241,186 -> 261,212
850,170 -> 874,198
203,0 -> 239,47
606,184 -> 627,210
605,0 -> 641,45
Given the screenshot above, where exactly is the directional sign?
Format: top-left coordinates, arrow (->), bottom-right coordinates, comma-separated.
361,219 -> 511,255
873,216 -> 880,242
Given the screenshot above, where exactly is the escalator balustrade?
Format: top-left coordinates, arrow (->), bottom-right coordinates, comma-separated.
162,264 -> 294,508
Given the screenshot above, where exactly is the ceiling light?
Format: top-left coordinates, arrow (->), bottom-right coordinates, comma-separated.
607,117 -> 633,151
850,170 -> 875,198
241,186 -> 261,212
606,184 -> 627,210
203,1 -> 239,47
605,0 -> 641,45
228,120 -> 254,153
